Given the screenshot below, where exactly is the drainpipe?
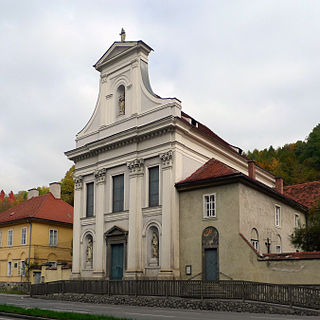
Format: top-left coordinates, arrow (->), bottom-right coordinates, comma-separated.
27,219 -> 32,282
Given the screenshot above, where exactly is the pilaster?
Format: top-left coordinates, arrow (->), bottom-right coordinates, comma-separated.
71,176 -> 83,278
124,158 -> 144,279
158,151 -> 174,279
93,168 -> 106,278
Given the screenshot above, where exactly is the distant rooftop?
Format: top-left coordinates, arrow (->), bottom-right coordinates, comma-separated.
0,193 -> 73,225
284,181 -> 320,209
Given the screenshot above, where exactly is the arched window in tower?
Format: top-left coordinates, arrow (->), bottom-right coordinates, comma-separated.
117,85 -> 125,115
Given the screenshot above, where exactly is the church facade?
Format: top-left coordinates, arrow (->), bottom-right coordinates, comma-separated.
66,35 -> 309,281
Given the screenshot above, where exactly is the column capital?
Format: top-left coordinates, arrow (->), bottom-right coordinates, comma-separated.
159,150 -> 173,169
74,176 -> 83,190
127,158 -> 144,177
95,168 -> 107,184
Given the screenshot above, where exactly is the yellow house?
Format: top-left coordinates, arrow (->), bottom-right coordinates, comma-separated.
0,183 -> 73,284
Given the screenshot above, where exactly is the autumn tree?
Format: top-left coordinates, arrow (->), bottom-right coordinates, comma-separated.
61,165 -> 75,206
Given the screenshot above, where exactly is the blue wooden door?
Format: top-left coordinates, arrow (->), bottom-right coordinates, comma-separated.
205,248 -> 218,280
110,244 -> 124,280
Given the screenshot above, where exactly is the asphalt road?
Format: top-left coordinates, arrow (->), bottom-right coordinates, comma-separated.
0,294 -> 319,320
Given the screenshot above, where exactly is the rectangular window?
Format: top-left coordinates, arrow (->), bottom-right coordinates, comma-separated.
8,229 -> 13,246
203,193 -> 216,218
294,214 -> 300,228
7,261 -> 12,276
86,182 -> 94,217
113,174 -> 124,212
21,260 -> 26,276
251,240 -> 259,251
275,205 -> 280,227
49,229 -> 58,246
275,245 -> 281,253
149,166 -> 159,207
0,231 -> 2,247
21,227 -> 27,245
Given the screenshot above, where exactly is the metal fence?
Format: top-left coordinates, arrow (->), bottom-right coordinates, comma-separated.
30,280 -> 320,310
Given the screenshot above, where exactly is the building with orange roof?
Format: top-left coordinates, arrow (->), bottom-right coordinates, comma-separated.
0,183 -> 73,284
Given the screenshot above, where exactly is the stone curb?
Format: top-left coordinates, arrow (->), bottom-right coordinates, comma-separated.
33,293 -> 320,316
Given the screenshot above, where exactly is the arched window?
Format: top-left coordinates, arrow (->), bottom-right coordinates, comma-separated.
250,228 -> 259,251
117,85 -> 125,116
275,234 -> 282,253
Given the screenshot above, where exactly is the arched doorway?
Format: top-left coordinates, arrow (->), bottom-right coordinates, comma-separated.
202,226 -> 219,281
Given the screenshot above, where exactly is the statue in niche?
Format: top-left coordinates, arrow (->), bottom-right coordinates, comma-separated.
86,237 -> 93,267
119,93 -> 125,115
152,232 -> 159,259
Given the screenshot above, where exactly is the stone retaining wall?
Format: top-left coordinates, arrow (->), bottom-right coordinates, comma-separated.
35,293 -> 320,316
0,282 -> 30,293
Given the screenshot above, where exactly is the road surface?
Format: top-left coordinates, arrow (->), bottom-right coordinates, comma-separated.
0,294 -> 318,320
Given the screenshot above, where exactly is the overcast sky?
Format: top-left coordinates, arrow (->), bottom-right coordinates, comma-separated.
1,0 -> 320,193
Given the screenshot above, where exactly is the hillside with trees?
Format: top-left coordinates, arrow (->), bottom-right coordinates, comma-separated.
247,123 -> 320,185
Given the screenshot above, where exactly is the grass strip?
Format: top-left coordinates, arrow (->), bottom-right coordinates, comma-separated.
0,304 -> 131,320
0,290 -> 27,295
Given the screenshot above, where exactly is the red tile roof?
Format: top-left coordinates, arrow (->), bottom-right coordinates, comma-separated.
180,111 -> 246,157
284,181 -> 320,209
176,158 -> 239,185
263,251 -> 320,260
0,193 -> 73,225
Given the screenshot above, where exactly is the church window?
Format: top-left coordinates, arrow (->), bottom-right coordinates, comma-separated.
149,166 -> 159,207
113,174 -> 124,212
86,182 -> 94,217
250,228 -> 259,251
275,205 -> 280,227
203,193 -> 216,218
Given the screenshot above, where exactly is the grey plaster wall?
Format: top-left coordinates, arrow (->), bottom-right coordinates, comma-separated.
238,184 -> 306,254
179,183 -> 240,280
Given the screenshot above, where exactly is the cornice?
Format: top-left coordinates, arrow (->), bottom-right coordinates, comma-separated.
66,121 -> 175,162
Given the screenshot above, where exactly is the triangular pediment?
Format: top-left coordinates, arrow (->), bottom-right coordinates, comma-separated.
105,225 -> 127,237
94,41 -> 153,71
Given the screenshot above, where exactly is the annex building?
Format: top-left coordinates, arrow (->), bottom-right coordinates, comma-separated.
66,33 -> 320,283
0,183 -> 73,284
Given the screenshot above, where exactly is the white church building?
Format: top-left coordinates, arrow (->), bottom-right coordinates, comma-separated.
66,33 -> 310,282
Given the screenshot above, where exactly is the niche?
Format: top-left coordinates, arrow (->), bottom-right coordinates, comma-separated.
117,85 -> 125,116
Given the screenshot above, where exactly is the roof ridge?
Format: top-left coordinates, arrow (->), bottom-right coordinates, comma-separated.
176,158 -> 239,185
285,181 -> 320,188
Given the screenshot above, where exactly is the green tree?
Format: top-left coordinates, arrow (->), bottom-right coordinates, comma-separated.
247,123 -> 320,185
290,202 -> 320,251
61,165 -> 75,206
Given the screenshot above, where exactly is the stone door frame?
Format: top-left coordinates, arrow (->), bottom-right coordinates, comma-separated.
105,226 -> 128,279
